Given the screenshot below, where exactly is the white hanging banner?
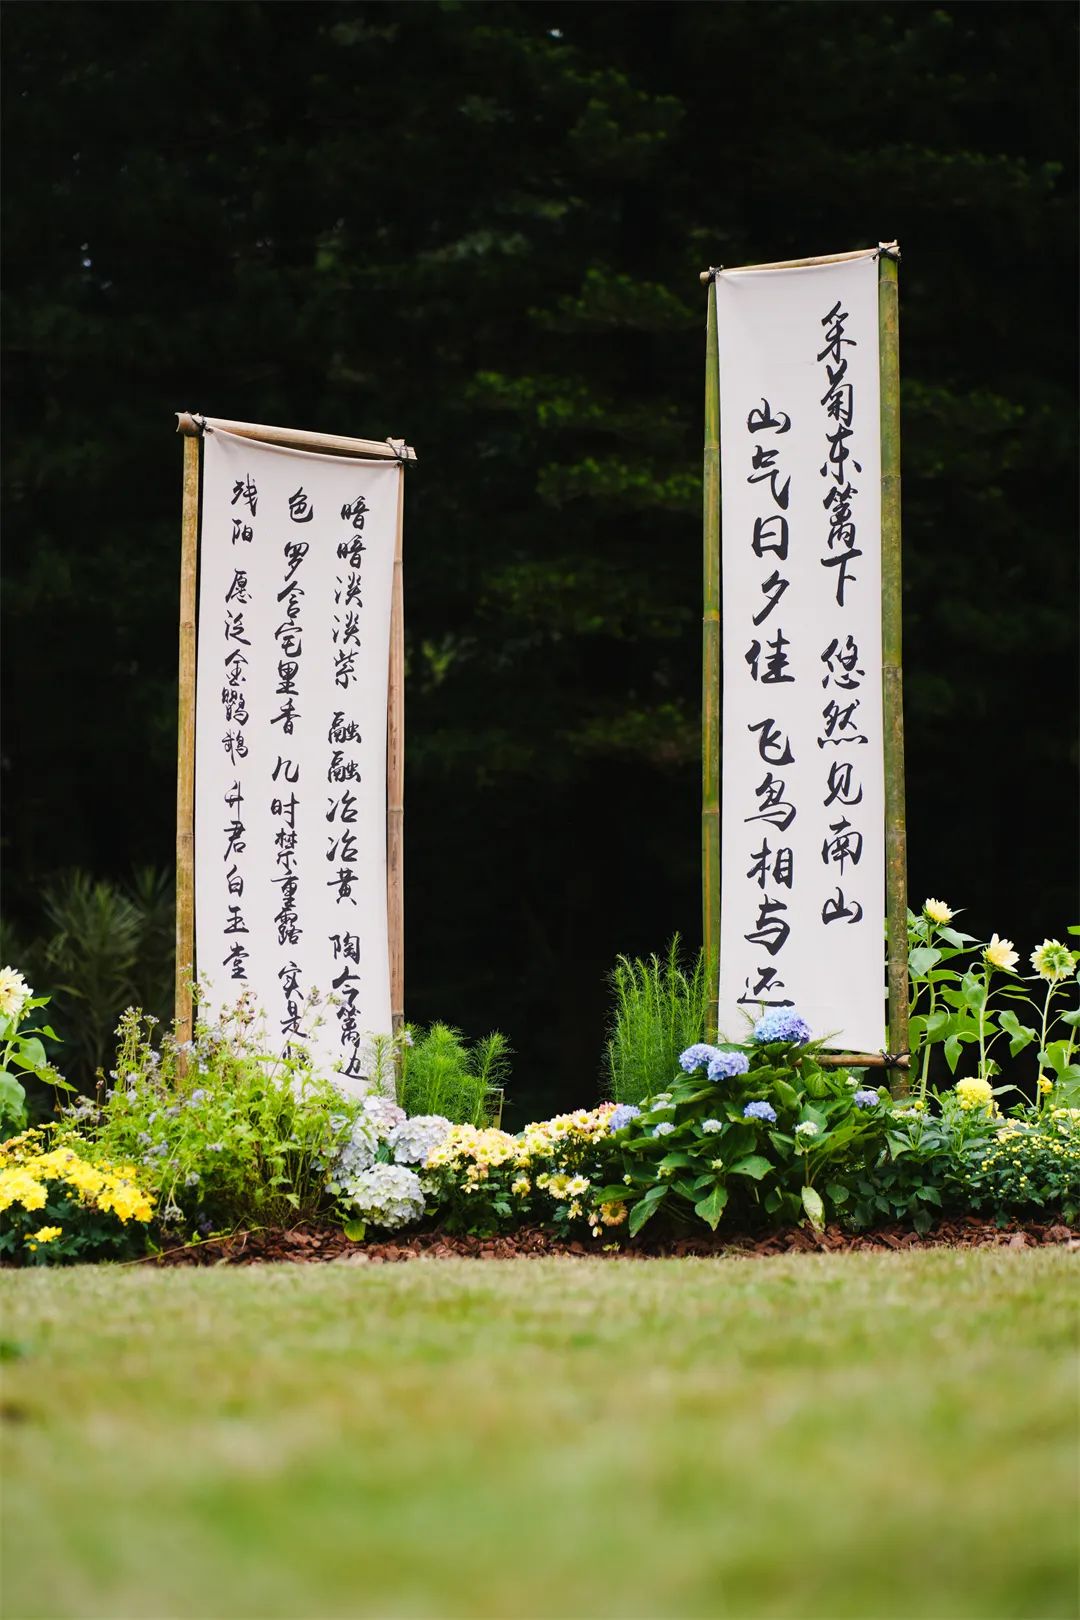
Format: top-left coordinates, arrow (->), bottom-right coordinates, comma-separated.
194,428 -> 401,1088
715,252 -> 886,1052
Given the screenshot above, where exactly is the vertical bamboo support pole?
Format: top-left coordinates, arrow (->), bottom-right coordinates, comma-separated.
702,273 -> 722,1040
386,464 -> 406,1048
879,251 -> 910,1090
175,432 -> 199,1046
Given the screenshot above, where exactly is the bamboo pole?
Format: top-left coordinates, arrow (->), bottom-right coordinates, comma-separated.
175,412 -> 416,463
702,273 -> 721,1040
174,432 -> 199,1046
386,465 -> 406,1047
879,249 -> 910,1089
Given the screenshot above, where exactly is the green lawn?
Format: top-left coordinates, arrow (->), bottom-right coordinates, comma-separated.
1,1252 -> 1076,1620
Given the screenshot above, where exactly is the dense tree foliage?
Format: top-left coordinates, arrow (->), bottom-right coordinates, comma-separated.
2,2 -> 1075,1117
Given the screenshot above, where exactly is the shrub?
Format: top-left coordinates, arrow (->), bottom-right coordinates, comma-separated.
59,1001 -> 363,1235
605,936 -> 709,1106
595,1014 -> 891,1237
399,1022 -> 509,1125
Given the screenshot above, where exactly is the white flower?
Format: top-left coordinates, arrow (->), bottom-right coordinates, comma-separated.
362,1092 -> 406,1137
923,899 -> 954,925
652,1122 -> 675,1138
795,1121 -> 820,1138
701,1119 -> 723,1133
0,967 -> 31,1021
985,934 -> 1019,972
347,1163 -> 425,1230
388,1113 -> 453,1166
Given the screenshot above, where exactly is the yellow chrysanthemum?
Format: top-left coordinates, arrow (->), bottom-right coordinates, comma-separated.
25,1225 -> 62,1247
955,1077 -> 994,1111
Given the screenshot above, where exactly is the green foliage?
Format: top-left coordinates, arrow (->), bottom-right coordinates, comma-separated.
604,937 -> 708,1105
5,869 -> 175,1093
399,1023 -> 510,1126
61,1002 -> 359,1236
962,1107 -> 1080,1225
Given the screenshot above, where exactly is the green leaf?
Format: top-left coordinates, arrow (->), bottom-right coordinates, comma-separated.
629,1193 -> 665,1237
801,1185 -> 825,1231
693,1184 -> 728,1231
726,1154 -> 772,1180
908,946 -> 941,976
14,1037 -> 47,1074
593,1184 -> 635,1204
997,1009 -> 1037,1056
344,1219 -> 367,1242
824,1181 -> 849,1206
939,928 -> 977,947
772,1079 -> 800,1110
1059,1009 -> 1080,1029
944,1034 -> 963,1074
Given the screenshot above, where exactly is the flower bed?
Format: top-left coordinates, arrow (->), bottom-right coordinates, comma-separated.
1,903 -> 1077,1265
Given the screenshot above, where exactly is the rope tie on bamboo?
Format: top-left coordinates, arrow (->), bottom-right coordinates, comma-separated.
875,241 -> 901,261
883,1051 -> 910,1068
384,438 -> 411,463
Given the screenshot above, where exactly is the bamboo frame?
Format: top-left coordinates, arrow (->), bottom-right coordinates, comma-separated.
176,412 -> 416,463
879,251 -> 910,1086
173,413 -> 413,1057
174,433 -> 199,1044
702,248 -> 909,1078
702,276 -> 721,1041
387,467 -> 405,1040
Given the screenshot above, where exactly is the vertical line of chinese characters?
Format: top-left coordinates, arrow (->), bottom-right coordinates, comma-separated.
194,430 -> 401,1092
714,255 -> 887,1054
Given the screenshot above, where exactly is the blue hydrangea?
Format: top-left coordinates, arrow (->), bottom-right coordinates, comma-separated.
607,1103 -> 641,1132
679,1043 -> 719,1074
707,1049 -> 750,1081
743,1100 -> 778,1124
752,1010 -> 812,1047
853,1089 -> 881,1109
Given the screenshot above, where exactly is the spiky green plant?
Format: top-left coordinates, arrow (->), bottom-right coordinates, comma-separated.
604,936 -> 709,1106
399,1023 -> 510,1126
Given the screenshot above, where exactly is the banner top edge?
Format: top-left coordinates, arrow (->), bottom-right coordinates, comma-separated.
708,245 -> 895,278
176,412 -> 417,464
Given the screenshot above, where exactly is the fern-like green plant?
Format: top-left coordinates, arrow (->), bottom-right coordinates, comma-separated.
400,1023 -> 510,1126
2,867 -> 176,1091
604,935 -> 709,1106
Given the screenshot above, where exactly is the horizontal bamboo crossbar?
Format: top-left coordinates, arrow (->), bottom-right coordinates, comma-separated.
176,412 -> 416,463
702,247 -> 883,281
819,1052 -> 910,1070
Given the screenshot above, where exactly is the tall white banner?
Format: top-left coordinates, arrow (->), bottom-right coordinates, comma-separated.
194,428 -> 401,1088
715,253 -> 886,1052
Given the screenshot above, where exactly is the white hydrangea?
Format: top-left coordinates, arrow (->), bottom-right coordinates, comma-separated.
348,1162 -> 426,1230
362,1092 -> 406,1137
388,1113 -> 453,1165
326,1111 -> 381,1190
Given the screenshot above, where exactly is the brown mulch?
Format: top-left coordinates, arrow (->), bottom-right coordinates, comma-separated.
143,1216 -> 1079,1267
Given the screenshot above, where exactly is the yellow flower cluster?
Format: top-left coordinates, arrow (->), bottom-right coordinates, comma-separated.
517,1107 -> 613,1162
0,1133 -> 154,1224
954,1077 -> 994,1111
424,1124 -> 519,1172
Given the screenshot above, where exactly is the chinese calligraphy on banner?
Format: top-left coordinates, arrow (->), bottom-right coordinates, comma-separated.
715,253 -> 886,1053
194,427 -> 401,1089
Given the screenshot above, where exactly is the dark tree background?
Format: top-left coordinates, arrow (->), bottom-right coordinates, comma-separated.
2,2 -> 1076,1121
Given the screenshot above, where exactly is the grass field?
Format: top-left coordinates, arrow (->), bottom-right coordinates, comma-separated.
1,1251 -> 1076,1620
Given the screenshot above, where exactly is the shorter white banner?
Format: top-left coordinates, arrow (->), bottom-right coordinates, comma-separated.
194,428 -> 400,1088
715,253 -> 886,1053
